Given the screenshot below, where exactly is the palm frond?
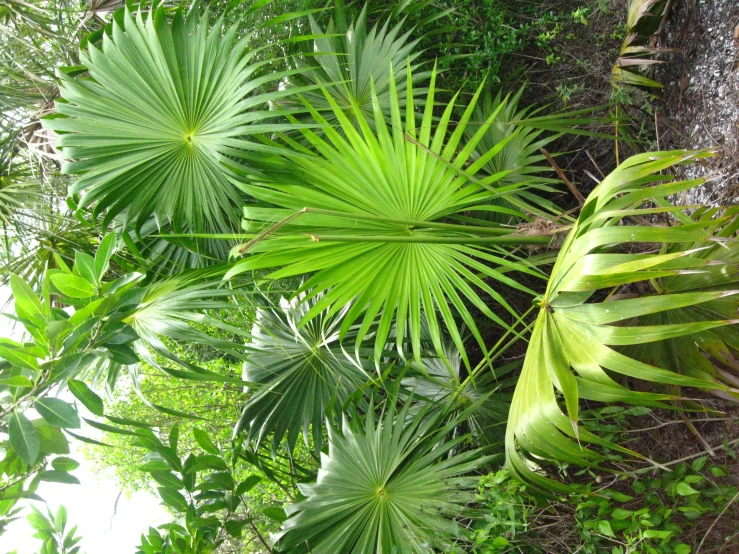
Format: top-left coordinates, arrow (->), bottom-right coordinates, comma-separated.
125,273 -> 249,373
611,0 -> 672,90
403,337 -> 512,445
116,214 -> 236,277
235,291 -> 372,454
226,66 -> 551,367
0,173 -> 43,228
42,3 -> 301,236
279,2 -> 429,132
4,211 -> 97,286
464,87 -> 563,222
631,206 -> 739,392
271,398 -> 493,553
505,150 -> 739,490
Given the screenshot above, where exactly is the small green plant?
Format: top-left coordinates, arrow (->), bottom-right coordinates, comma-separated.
472,470 -> 533,553
574,457 -> 738,554
473,458 -> 738,553
556,82 -> 584,104
27,505 -> 82,554
535,19 -> 564,65
571,6 -> 590,25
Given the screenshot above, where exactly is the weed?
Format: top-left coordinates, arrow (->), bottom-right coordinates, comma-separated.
571,6 -> 591,25
556,82 -> 584,104
473,410 -> 739,554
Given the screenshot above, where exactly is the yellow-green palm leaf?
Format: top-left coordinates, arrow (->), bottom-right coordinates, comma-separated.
226,67 -> 550,367
506,150 -> 739,490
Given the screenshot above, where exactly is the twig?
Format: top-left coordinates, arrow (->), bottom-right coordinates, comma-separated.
585,150 -> 604,178
615,104 -> 620,166
540,148 -> 586,206
620,417 -> 733,433
695,490 -> 739,554
680,411 -> 716,456
636,436 -> 739,472
238,208 -> 308,255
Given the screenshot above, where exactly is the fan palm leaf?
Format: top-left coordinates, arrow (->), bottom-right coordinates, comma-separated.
124,273 -> 249,373
506,150 -> 739,490
226,66 -> 551,367
116,214 -> 235,277
465,87 -> 571,221
235,291 -> 372,454
4,211 -> 97,286
271,398 -> 493,553
280,2 -> 429,132
42,3 -> 302,236
465,87 -> 616,222
403,337 -> 513,445
0,173 -> 42,228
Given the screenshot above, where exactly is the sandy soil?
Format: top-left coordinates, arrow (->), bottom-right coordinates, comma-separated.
659,0 -> 739,205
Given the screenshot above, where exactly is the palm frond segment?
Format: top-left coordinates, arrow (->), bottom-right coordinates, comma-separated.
506,150 -> 739,490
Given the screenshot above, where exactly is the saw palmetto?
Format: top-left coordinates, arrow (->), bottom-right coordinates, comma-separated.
279,2 -> 429,133
271,398 -> 492,553
43,3 -> 301,238
235,292 -> 372,454
506,150 -> 739,490
226,67 -> 550,367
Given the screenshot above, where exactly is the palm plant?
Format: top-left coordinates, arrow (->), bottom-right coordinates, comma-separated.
464,87 -> 579,222
116,215 -> 234,277
124,273 -> 250,374
611,0 -> 672,90
0,173 -> 42,228
403,337 -> 513,445
42,3 -> 302,242
226,67 -> 551,366
271,398 -> 493,553
4,208 -> 98,286
236,291 -> 372,454
631,205 -> 739,391
280,2 -> 429,132
505,150 -> 739,490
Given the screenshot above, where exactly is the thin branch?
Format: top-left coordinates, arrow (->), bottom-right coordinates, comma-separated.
540,148 -> 586,206
695,490 -> 739,554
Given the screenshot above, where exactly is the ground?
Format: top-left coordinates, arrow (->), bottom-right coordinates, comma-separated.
660,0 -> 739,206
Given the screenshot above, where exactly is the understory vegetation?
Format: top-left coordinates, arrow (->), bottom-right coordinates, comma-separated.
1,0 -> 738,553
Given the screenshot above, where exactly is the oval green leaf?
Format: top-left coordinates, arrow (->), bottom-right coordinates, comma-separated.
50,274 -> 96,298
36,398 -> 81,429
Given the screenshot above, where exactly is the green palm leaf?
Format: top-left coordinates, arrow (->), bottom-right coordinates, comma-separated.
42,3 -> 300,236
280,2 -> 429,132
271,399 -> 493,553
403,337 -> 513,445
226,66 -> 550,366
631,205 -> 739,392
506,150 -> 739,490
116,214 -> 234,276
465,87 -> 570,222
125,273 -> 249,372
5,211 -> 97,286
236,291 -> 371,454
465,87 -> 616,222
0,174 -> 42,228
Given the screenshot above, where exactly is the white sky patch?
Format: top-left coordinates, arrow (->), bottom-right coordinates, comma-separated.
1,286 -> 169,552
